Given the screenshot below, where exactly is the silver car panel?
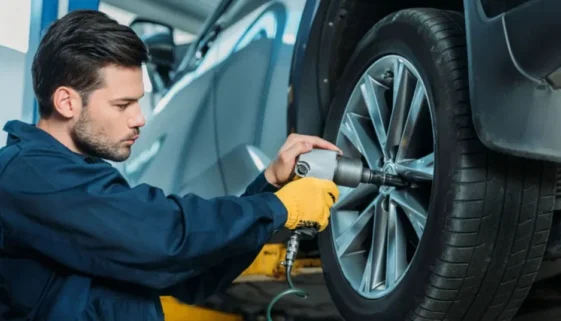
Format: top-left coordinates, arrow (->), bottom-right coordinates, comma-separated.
123,28 -> 223,198
122,0 -> 311,199
213,0 -> 309,195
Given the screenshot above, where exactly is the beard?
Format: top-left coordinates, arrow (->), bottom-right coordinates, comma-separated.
71,109 -> 133,162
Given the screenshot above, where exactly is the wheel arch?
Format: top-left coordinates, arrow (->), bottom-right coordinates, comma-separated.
288,0 -> 464,138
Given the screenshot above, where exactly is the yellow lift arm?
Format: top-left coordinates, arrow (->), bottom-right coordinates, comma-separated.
159,244 -> 322,320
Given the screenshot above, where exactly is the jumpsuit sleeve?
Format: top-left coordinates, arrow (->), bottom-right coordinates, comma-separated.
0,151 -> 287,290
240,170 -> 280,197
159,171 -> 282,304
158,248 -> 264,305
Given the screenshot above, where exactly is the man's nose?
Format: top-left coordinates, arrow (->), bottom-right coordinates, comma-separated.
128,107 -> 146,128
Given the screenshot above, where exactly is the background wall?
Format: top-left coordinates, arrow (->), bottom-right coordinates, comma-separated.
0,47 -> 26,146
0,0 -> 31,146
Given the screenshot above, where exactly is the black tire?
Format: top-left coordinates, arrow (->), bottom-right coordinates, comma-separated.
318,8 -> 556,321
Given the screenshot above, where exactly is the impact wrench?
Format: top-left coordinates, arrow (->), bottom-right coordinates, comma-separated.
266,149 -> 409,319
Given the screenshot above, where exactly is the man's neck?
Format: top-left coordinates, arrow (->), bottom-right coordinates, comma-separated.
36,118 -> 83,155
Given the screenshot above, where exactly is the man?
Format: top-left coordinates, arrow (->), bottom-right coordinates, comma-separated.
0,10 -> 340,321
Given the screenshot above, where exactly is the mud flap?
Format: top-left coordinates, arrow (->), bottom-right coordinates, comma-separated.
464,0 -> 561,162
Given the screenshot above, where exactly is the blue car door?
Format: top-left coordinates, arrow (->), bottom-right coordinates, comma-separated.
120,8 -> 227,198
212,0 -> 309,195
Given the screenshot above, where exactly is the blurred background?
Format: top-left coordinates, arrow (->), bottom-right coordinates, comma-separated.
0,0 -> 218,145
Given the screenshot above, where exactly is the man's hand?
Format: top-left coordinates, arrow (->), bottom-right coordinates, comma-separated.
264,133 -> 342,187
274,177 -> 339,232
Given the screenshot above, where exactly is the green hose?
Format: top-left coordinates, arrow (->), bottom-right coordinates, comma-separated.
266,266 -> 308,321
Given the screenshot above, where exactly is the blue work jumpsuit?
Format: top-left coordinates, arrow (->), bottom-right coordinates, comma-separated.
0,120 -> 288,321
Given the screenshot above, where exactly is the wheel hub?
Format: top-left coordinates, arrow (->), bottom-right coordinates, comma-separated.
379,162 -> 398,194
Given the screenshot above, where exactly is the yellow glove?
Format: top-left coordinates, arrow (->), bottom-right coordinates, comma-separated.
274,177 -> 339,232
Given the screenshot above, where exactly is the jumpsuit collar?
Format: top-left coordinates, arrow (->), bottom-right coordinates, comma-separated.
3,120 -> 104,164
4,120 -> 61,146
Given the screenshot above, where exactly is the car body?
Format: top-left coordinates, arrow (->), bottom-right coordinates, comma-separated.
122,0 -> 561,319
123,0 -> 308,200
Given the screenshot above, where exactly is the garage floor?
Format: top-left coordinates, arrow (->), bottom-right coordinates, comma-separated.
222,273 -> 561,321
514,275 -> 561,321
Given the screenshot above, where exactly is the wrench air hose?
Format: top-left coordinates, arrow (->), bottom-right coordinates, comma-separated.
266,228 -> 315,321
266,265 -> 308,321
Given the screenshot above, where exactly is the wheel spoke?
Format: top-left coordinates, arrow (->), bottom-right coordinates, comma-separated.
395,153 -> 434,181
359,235 -> 376,293
360,75 -> 390,159
335,198 -> 377,258
340,113 -> 384,169
339,114 -> 364,156
336,186 -> 354,205
385,201 -> 408,287
331,209 -> 360,244
386,61 -> 415,161
359,195 -> 387,293
396,81 -> 427,161
335,184 -> 379,210
390,190 -> 427,239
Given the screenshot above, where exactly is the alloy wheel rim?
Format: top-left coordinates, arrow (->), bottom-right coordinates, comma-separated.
332,54 -> 435,299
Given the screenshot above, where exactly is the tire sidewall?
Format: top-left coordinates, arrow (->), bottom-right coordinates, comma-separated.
319,13 -> 460,321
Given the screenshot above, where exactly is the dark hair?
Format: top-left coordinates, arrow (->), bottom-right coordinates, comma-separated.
32,10 -> 150,118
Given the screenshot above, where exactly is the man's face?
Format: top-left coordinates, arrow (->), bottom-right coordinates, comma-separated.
71,65 -> 146,162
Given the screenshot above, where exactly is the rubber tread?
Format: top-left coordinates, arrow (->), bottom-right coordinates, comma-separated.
393,9 -> 557,321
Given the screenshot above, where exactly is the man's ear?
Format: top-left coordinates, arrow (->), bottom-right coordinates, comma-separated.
52,86 -> 82,119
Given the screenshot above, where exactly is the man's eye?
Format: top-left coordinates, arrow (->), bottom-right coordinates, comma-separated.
117,104 -> 129,109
